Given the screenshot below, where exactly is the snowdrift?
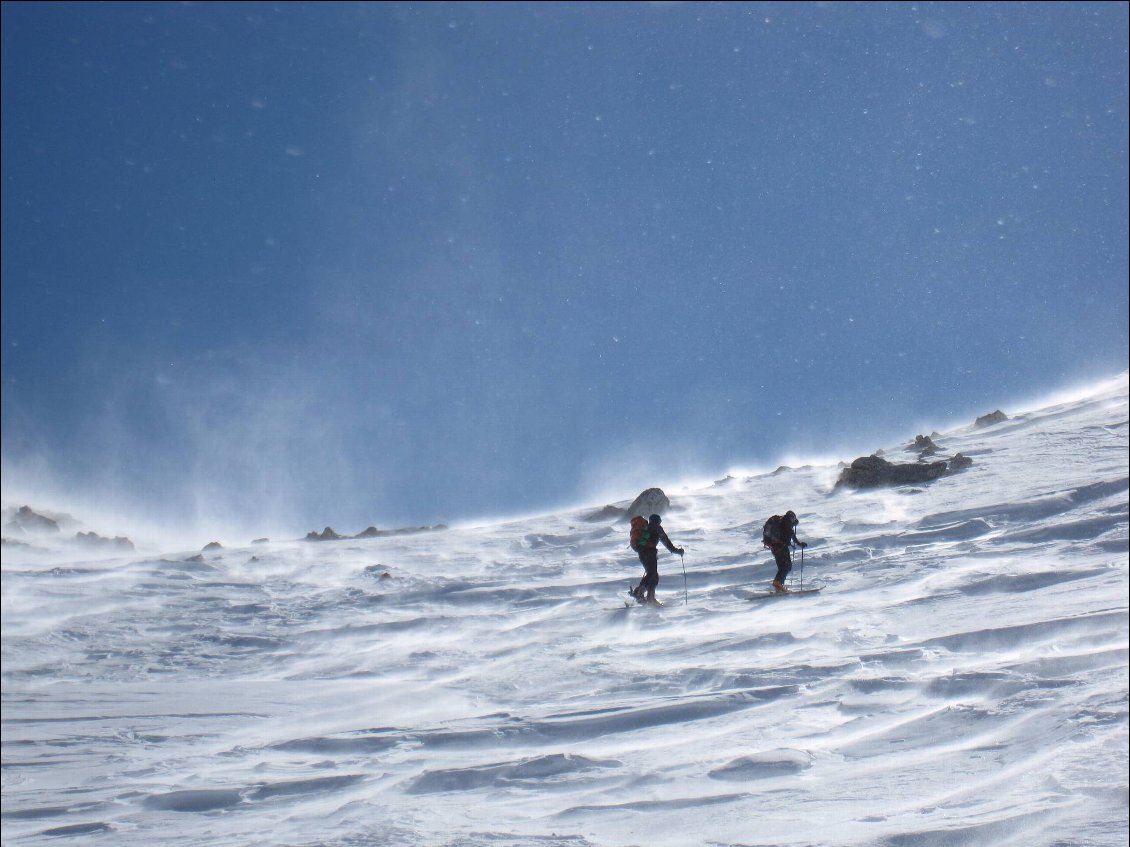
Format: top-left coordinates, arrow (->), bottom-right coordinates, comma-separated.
2,374 -> 1127,847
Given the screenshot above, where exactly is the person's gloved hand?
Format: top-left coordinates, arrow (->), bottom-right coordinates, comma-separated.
799,541 -> 808,548
677,547 -> 685,556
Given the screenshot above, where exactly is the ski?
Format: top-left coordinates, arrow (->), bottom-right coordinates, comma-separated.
746,586 -> 823,601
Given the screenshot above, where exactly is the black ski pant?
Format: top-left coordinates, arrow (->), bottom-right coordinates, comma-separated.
636,547 -> 659,594
770,544 -> 792,583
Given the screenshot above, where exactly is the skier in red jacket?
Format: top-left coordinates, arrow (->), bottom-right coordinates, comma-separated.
629,513 -> 684,605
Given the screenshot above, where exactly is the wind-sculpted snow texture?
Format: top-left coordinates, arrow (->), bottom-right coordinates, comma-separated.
3,374 -> 1128,847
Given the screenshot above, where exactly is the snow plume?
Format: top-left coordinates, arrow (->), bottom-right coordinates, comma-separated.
3,372 -> 1126,846
1,346 -> 396,546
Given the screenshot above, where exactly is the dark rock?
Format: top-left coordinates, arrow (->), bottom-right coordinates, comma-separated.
75,531 -> 135,551
836,455 -> 950,489
4,506 -> 60,535
949,453 -> 974,471
911,435 -> 939,457
307,523 -> 446,541
364,564 -> 394,579
252,538 -> 269,544
583,505 -> 626,522
974,410 -> 1008,428
203,541 -> 223,551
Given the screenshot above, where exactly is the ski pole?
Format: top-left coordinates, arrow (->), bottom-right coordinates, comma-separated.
799,545 -> 805,589
680,551 -> 688,606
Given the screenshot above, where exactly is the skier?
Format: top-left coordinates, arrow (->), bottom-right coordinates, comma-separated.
628,513 -> 684,605
762,510 -> 807,593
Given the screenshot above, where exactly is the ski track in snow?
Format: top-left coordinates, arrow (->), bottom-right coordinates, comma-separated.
2,375 -> 1128,847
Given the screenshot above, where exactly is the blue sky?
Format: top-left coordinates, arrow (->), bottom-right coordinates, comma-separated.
2,1 -> 1127,535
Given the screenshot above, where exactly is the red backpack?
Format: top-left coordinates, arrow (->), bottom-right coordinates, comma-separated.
629,515 -> 652,551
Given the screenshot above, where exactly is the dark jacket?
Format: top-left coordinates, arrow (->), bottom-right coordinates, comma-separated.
634,522 -> 679,555
763,515 -> 800,549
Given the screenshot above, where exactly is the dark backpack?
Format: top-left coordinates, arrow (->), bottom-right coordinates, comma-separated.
630,515 -> 653,551
762,515 -> 786,547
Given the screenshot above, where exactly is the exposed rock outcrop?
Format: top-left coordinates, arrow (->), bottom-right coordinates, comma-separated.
582,505 -> 627,522
3,506 -> 134,554
306,527 -> 345,542
974,410 -> 1008,428
835,451 -> 974,490
305,524 -> 447,542
949,453 -> 974,471
836,455 -> 950,489
4,506 -> 60,535
75,531 -> 135,552
910,435 -> 940,457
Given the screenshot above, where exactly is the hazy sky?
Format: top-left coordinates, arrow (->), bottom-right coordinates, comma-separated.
2,1 -> 1127,535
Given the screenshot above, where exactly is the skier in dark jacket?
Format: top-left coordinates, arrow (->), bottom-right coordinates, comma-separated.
629,513 -> 684,605
763,510 -> 807,592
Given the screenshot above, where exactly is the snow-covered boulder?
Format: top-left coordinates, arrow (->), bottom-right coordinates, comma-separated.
625,488 -> 671,519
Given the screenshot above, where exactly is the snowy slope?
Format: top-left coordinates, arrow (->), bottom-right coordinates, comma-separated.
2,374 -> 1127,847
